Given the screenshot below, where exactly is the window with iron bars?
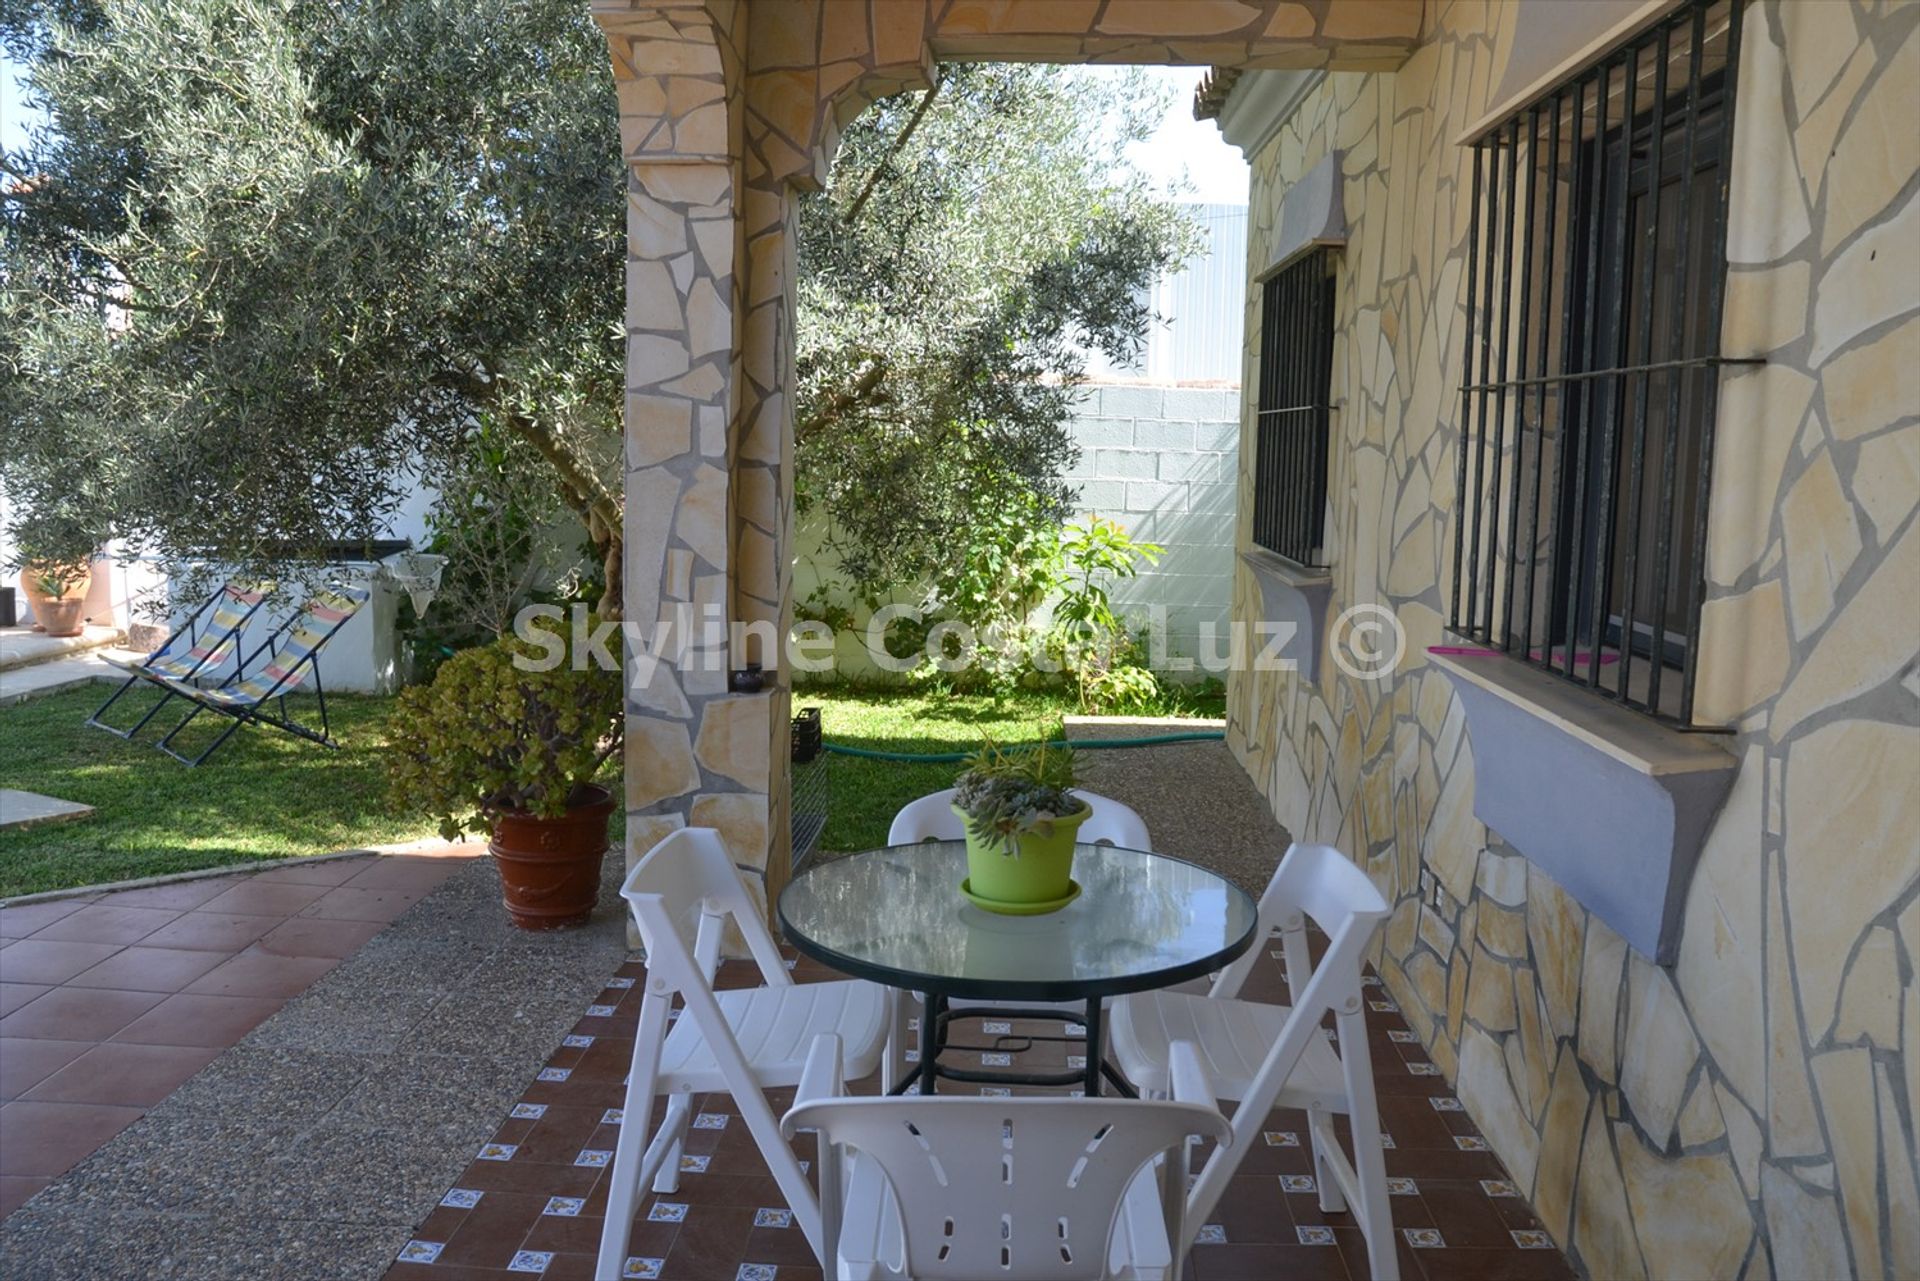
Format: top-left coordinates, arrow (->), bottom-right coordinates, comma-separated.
1251,247 -> 1336,568
1448,0 -> 1752,726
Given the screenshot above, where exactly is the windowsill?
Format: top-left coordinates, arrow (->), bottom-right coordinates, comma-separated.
1428,645 -> 1734,778
1429,644 -> 1738,964
1239,547 -> 1333,681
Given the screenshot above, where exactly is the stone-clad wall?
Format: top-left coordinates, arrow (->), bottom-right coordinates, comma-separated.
1223,2 -> 1919,1277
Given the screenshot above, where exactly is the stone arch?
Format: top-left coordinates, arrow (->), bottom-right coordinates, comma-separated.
598,0 -> 1425,916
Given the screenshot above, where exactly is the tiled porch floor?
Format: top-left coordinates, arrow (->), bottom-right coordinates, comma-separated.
0,848 -> 476,1216
385,943 -> 1575,1281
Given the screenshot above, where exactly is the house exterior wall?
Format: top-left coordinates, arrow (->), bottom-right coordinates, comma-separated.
1222,4 -> 1919,1279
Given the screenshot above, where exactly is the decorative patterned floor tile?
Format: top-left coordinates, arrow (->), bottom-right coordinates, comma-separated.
586,1004 -> 617,1017
536,1067 -> 571,1082
396,1241 -> 444,1264
562,1034 -> 595,1048
385,947 -> 1573,1281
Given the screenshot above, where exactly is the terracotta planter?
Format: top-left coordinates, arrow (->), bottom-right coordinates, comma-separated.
19,561 -> 92,632
489,785 -> 615,930
34,597 -> 87,638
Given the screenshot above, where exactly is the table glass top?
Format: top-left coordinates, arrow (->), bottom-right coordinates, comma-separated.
777,841 -> 1259,999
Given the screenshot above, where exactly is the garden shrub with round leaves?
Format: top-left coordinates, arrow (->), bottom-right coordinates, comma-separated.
388,628 -> 622,839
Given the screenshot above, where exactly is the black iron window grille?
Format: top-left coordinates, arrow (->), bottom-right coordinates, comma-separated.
1252,247 -> 1336,568
1448,0 -> 1755,726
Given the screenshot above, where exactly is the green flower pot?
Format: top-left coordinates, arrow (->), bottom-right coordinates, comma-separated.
954,801 -> 1091,911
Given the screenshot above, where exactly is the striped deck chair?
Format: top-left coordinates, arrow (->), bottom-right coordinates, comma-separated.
88,581 -> 271,740
152,583 -> 369,766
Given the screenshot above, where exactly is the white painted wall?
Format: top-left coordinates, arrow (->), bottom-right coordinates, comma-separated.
1061,381 -> 1240,662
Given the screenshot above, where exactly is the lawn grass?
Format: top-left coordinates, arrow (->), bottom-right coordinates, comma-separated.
0,683 -> 445,897
799,684 -> 1224,856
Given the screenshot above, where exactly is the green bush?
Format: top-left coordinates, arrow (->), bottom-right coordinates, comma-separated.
387,627 -> 622,838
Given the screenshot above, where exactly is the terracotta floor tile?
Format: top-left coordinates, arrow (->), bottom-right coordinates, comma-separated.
0,983 -> 50,1018
253,916 -> 388,959
110,992 -> 284,1047
99,879 -> 234,911
344,857 -> 468,892
64,945 -> 230,994
183,948 -> 339,999
0,938 -> 125,985
435,1190 -> 546,1267
27,903 -> 181,946
250,856 -> 374,887
299,885 -> 429,923
387,951 -> 1571,1281
0,1174 -> 51,1218
0,986 -> 166,1042
0,899 -> 92,939
194,879 -> 335,917
0,1037 -> 92,1100
135,910 -> 282,952
661,1204 -> 757,1281
0,1100 -> 145,1177
21,1041 -> 221,1107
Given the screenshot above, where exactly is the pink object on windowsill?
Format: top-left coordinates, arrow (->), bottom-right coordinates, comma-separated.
1429,644 -> 1621,666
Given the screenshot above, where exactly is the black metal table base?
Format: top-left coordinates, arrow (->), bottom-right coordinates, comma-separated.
888,994 -> 1138,1098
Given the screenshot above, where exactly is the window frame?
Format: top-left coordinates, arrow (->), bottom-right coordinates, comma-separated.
1250,246 -> 1337,570
1447,0 -> 1751,728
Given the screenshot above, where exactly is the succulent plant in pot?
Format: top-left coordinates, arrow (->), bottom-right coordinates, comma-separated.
951,738 -> 1090,913
388,625 -> 622,929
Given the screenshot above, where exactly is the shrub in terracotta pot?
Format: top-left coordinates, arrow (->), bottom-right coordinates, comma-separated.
19,559 -> 93,635
951,739 -> 1089,914
388,627 -> 623,929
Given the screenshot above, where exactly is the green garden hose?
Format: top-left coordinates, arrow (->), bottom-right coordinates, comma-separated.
820,729 -> 1225,764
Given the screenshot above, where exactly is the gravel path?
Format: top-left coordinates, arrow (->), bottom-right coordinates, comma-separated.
1064,715 -> 1291,897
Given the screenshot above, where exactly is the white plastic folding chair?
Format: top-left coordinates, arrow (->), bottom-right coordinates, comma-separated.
886,786 -> 1151,850
782,1033 -> 1232,1281
1108,843 -> 1398,1279
595,827 -> 902,1281
886,787 -> 1155,1049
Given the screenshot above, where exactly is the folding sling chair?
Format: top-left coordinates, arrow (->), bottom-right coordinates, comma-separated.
151,583 -> 369,766
87,580 -> 270,740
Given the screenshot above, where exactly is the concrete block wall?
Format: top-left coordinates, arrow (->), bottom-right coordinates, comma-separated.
1063,381 -> 1241,666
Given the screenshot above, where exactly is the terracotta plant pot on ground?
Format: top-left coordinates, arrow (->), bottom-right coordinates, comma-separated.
33,597 -> 87,638
489,784 -> 616,929
19,561 -> 92,633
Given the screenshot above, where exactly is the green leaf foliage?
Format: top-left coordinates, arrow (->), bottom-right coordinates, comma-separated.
386,623 -> 622,838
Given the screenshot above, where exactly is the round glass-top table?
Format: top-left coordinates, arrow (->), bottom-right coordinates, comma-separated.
777,840 -> 1259,1095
